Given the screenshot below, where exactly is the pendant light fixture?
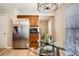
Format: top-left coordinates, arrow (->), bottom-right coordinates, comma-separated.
37,3 -> 58,13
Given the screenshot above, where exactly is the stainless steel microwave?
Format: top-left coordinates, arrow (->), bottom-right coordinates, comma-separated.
30,27 -> 40,34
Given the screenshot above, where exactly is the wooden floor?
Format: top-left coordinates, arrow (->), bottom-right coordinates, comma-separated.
0,48 -> 39,56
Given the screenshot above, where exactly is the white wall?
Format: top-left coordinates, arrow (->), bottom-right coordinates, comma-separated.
39,20 -> 48,35
54,4 -> 65,48
48,17 -> 54,36
54,4 -> 71,48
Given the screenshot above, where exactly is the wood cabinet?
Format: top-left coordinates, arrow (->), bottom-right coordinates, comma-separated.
29,16 -> 39,27
29,34 -> 39,48
17,15 -> 39,27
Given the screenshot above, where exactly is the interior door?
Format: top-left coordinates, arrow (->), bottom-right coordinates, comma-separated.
0,15 -> 7,48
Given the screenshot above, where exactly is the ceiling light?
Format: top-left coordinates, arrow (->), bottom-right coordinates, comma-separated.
37,3 -> 58,13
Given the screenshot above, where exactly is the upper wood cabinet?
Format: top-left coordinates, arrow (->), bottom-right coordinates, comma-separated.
17,15 -> 39,27
29,16 -> 38,27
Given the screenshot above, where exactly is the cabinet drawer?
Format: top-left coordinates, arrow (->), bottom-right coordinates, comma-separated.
29,43 -> 39,48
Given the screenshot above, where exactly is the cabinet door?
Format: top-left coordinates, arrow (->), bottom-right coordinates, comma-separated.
30,16 -> 38,27
29,43 -> 39,48
29,34 -> 39,42
30,16 -> 34,26
33,17 -> 38,26
29,34 -> 39,48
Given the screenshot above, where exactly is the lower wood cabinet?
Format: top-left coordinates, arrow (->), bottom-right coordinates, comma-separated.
29,34 -> 39,48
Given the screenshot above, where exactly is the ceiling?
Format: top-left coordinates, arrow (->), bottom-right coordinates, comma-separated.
39,16 -> 52,21
0,3 -> 63,16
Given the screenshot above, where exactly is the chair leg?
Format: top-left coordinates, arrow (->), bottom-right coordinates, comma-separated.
56,48 -> 60,56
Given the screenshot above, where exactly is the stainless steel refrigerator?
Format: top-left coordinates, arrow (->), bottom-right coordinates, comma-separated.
13,19 -> 30,48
